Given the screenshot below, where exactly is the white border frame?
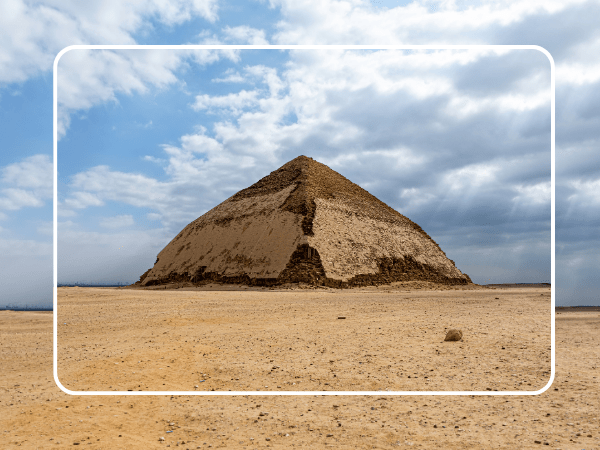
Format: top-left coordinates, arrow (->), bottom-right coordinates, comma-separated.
53,44 -> 555,396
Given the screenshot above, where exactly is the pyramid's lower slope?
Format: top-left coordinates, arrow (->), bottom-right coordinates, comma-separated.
138,156 -> 471,287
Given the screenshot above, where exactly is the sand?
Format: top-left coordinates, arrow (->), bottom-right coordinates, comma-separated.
1,284 -> 599,449
56,283 -> 550,393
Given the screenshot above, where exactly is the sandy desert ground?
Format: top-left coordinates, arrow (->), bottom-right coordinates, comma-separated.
56,283 -> 551,393
1,283 -> 599,449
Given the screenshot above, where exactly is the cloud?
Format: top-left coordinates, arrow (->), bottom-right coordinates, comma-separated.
561,177 -> 600,222
441,162 -> 502,192
0,150 -> 54,303
512,182 -> 552,206
192,89 -> 260,113
143,155 -> 166,164
193,49 -> 550,176
222,25 -> 269,44
2,153 -> 53,189
0,0 -> 219,86
62,191 -> 104,210
268,0 -> 589,46
99,214 -> 135,229
568,178 -> 600,204
212,68 -> 247,83
57,48 -> 240,138
0,188 -> 46,210
0,154 -> 53,211
62,136 -> 256,232
0,1 -> 242,138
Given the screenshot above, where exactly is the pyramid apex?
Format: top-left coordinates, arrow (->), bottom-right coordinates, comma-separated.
284,154 -> 314,165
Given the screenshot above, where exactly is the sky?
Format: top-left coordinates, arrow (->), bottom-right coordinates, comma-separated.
0,0 -> 598,308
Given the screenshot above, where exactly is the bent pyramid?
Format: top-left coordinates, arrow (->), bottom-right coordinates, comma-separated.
138,156 -> 471,287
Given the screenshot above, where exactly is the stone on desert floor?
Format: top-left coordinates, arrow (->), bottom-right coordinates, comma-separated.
444,329 -> 463,341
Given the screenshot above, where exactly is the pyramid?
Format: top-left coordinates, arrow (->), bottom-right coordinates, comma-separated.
137,156 -> 472,287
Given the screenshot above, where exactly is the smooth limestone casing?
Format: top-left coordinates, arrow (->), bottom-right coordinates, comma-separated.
141,184 -> 304,285
309,198 -> 465,282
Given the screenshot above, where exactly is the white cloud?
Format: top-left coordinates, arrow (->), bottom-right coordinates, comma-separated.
556,61 -> 600,86
445,89 -> 550,119
0,1 -> 240,138
442,163 -> 501,192
57,49 -> 237,138
212,68 -> 247,83
60,127 -> 266,233
222,25 -> 269,44
100,214 -> 135,229
57,204 -> 77,218
268,0 -> 587,44
57,50 -> 181,112
512,181 -> 551,206
0,188 -> 46,210
62,165 -> 197,230
193,48 -> 549,169
62,191 -> 105,210
69,166 -> 168,207
0,154 -> 53,211
192,89 -> 260,113
143,155 -> 166,164
553,33 -> 600,85
399,186 -> 438,209
2,154 -> 53,189
0,0 -> 219,85
565,178 -> 600,212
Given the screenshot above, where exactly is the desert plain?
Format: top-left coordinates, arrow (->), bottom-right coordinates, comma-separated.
1,282 -> 599,448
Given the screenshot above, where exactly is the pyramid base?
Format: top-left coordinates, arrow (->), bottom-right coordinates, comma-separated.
137,270 -> 281,287
134,245 -> 471,289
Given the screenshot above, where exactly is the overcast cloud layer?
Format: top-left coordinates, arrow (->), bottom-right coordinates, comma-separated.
0,0 -> 598,307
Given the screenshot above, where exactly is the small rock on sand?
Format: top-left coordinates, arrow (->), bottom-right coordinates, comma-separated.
444,329 -> 463,341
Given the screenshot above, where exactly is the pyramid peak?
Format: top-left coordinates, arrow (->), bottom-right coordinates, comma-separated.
275,154 -> 318,172
290,154 -> 311,161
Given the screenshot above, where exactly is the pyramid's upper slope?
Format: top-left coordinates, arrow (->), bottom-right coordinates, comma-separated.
233,155 -> 442,249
